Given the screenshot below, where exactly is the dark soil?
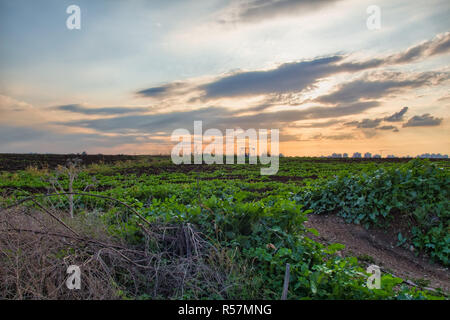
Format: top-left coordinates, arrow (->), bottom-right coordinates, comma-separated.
0,153 -> 141,171
2,153 -> 447,172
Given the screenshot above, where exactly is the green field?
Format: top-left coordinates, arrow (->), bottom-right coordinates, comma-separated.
0,155 -> 448,299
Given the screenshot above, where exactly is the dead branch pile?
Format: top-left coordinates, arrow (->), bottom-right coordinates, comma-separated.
0,199 -> 233,300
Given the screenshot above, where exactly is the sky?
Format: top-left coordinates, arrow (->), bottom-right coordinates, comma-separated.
0,0 -> 449,156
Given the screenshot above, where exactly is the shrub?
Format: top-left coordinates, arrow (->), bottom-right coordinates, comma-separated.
298,159 -> 450,265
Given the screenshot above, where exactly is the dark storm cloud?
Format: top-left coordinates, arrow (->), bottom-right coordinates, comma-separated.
403,114 -> 443,127
229,0 -> 341,23
53,104 -> 150,115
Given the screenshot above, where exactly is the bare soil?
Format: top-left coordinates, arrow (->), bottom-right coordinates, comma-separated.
1,153 -> 447,172
0,153 -> 141,171
304,214 -> 450,293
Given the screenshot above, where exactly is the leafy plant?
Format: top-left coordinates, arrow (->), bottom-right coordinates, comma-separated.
298,159 -> 450,265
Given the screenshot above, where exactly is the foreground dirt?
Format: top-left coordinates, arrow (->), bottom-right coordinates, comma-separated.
304,214 -> 450,293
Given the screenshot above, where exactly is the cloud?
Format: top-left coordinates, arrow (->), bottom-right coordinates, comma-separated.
137,86 -> 170,97
311,133 -> 354,141
136,82 -> 188,98
387,32 -> 450,64
361,129 -> 378,139
230,101 -> 379,128
135,32 -> 450,103
52,104 -> 150,115
0,124 -> 169,153
228,101 -> 377,130
338,32 -> 450,68
55,106 -> 234,134
200,56 -> 342,99
403,114 -> 443,127
55,100 -> 379,136
279,133 -> 301,142
225,0 -> 341,24
377,125 -> 399,131
0,125 -> 46,144
437,94 -> 450,102
316,73 -> 447,105
0,95 -> 33,113
344,118 -> 382,129
198,55 -> 418,101
292,119 -> 342,128
340,106 -> 409,133
335,106 -> 441,133
384,106 -> 408,122
9,32 -> 447,152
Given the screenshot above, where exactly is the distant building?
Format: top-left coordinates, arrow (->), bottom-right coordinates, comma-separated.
331,153 -> 342,158
417,153 -> 449,159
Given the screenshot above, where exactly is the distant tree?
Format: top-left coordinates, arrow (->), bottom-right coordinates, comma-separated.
364,152 -> 372,159
343,153 -> 348,158
373,154 -> 381,158
352,152 -> 362,158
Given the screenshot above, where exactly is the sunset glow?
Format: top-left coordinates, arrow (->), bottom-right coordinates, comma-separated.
1,0 -> 449,156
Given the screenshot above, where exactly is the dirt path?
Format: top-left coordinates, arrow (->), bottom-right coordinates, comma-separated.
304,214 -> 450,293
